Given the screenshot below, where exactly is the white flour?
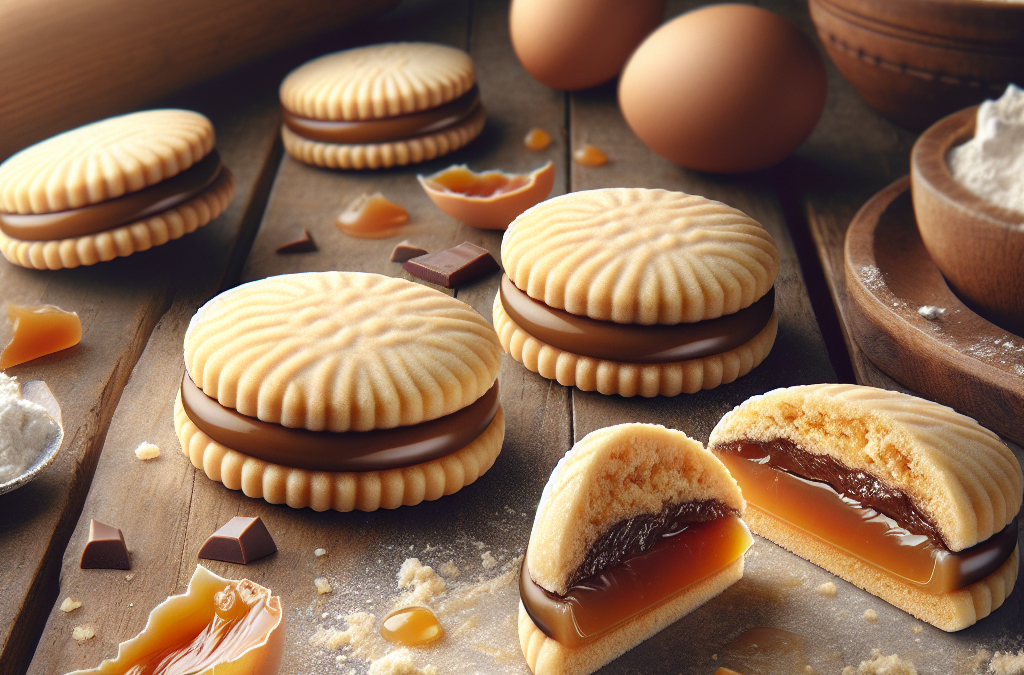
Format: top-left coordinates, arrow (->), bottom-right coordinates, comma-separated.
948,84 -> 1024,215
0,374 -> 60,483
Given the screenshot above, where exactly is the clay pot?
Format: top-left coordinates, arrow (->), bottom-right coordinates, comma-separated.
807,0 -> 1024,130
911,106 -> 1024,335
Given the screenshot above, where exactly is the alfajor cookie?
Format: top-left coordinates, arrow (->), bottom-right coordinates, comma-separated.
708,384 -> 1023,632
0,109 -> 234,270
519,423 -> 752,675
174,271 -> 504,512
279,43 -> 486,170
494,188 -> 779,397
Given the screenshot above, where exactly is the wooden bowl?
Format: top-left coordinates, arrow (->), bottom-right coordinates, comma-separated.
807,0 -> 1024,130
911,106 -> 1024,335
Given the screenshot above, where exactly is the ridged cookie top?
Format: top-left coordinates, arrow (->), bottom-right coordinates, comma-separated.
527,423 -> 744,596
0,110 -> 215,215
279,43 -> 476,122
184,272 -> 502,432
501,188 -> 779,324
708,384 -> 1023,552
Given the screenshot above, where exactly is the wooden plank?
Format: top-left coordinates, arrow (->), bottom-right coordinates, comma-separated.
22,53 -> 286,675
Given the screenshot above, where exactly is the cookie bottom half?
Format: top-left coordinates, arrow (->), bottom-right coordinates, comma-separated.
745,506 -> 1020,632
0,168 -> 234,270
174,391 -> 504,512
282,106 -> 486,170
494,294 -> 778,397
518,556 -> 744,675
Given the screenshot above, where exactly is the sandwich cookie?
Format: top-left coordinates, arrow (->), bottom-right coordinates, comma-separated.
495,188 -> 779,397
519,423 -> 751,675
708,384 -> 1023,631
0,110 -> 234,270
175,272 -> 504,511
280,42 -> 486,170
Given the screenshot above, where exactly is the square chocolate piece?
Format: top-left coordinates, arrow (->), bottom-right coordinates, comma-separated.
198,516 -> 277,564
80,519 -> 130,570
402,242 -> 499,288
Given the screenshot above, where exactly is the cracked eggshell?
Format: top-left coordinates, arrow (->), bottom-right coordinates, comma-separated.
418,161 -> 555,230
66,565 -> 284,675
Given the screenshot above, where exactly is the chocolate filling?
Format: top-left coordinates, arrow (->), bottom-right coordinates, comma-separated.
0,151 -> 223,241
283,87 -> 481,144
179,371 -> 499,472
499,274 -> 775,364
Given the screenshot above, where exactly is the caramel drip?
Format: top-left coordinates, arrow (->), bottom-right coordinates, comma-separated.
380,606 -> 444,646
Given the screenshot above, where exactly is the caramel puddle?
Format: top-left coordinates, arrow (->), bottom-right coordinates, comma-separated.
336,193 -> 408,239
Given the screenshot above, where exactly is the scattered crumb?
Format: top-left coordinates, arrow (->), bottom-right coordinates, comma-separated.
990,650 -> 1024,675
481,551 -> 498,569
397,559 -> 445,606
911,625 -> 923,634
128,603 -> 133,607
917,305 -> 946,320
315,548 -> 327,557
853,649 -> 916,675
367,648 -> 437,675
321,612 -> 329,619
805,667 -> 815,674
712,654 -> 718,660
133,441 -> 160,460
311,613 -> 383,661
315,577 -> 333,594
438,560 -> 461,578
817,582 -> 837,598
72,626 -> 95,642
59,598 -> 81,613
125,574 -> 134,581
969,649 -> 993,673
863,609 -> 878,622
452,616 -> 478,638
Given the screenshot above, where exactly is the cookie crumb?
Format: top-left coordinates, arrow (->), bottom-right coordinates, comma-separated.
72,626 -> 95,642
397,559 -> 445,605
438,560 -> 460,578
863,609 -> 878,622
917,305 -> 946,320
315,548 -> 327,557
842,668 -> 856,675
805,667 -> 815,674
133,441 -> 160,460
817,582 -> 837,598
125,574 -> 134,581
854,649 -> 916,675
911,625 -> 923,634
59,598 -> 81,613
367,648 -> 437,675
990,650 -> 1024,675
315,577 -> 332,594
481,551 -> 497,569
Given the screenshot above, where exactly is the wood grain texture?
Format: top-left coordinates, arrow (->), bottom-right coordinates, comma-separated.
20,53 -> 285,675
0,0 -> 397,162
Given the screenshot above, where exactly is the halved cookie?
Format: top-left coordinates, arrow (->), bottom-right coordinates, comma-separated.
175,272 -> 504,511
708,384 -> 1023,631
279,43 -> 486,170
519,423 -> 751,675
0,109 -> 234,270
495,188 -> 779,396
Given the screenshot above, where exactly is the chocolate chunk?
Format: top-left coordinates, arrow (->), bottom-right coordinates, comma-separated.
275,229 -> 317,254
402,242 -> 499,288
390,240 -> 428,263
80,520 -> 130,570
198,516 -> 277,564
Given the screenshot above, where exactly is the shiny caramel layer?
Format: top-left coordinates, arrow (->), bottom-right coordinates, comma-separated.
283,87 -> 481,145
715,440 -> 1019,594
180,372 -> 499,472
521,514 -> 752,647
499,274 -> 775,364
0,151 -> 223,241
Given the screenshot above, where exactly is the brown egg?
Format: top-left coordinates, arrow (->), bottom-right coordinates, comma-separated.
619,5 -> 827,173
510,0 -> 665,91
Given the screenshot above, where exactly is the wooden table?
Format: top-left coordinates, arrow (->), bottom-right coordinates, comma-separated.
2,1 -> 1021,674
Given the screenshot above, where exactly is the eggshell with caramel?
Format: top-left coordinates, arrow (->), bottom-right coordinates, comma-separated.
510,0 -> 665,90
418,162 -> 555,230
619,4 -> 827,173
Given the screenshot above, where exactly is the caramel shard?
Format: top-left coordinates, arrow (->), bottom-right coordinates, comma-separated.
402,242 -> 499,288
198,516 -> 277,565
80,519 -> 130,570
573,144 -> 608,167
390,241 -> 428,263
134,441 -> 160,460
0,303 -> 82,370
337,193 -> 408,239
275,229 -> 318,253
524,128 -> 552,151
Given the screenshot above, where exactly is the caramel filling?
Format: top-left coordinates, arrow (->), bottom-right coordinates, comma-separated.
421,167 -> 531,198
180,372 -> 499,472
520,503 -> 752,647
283,87 -> 481,144
715,440 -> 1019,594
0,303 -> 82,370
123,581 -> 280,675
500,274 -> 775,363
380,606 -> 444,646
0,151 -> 223,241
